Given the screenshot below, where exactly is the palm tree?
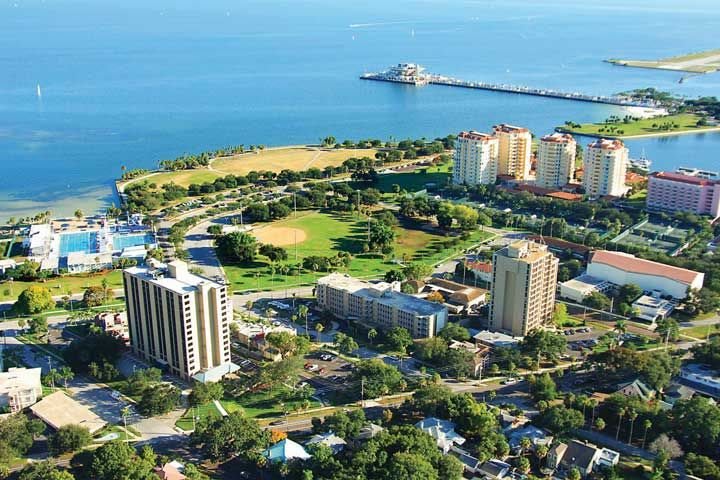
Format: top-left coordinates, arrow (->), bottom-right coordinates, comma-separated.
627,410 -> 638,444
74,209 -> 84,221
315,323 -> 324,343
535,445 -> 549,466
588,398 -> 598,428
59,366 -> 74,389
594,417 -> 606,432
368,328 -> 378,345
614,319 -> 627,336
616,407 -> 626,441
297,304 -> 309,335
121,406 -> 131,442
642,419 -> 652,449
519,437 -> 532,456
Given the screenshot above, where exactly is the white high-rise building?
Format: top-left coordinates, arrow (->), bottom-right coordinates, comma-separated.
582,139 -> 629,198
123,260 -> 235,382
536,133 -> 577,188
493,124 -> 532,180
453,131 -> 499,186
490,240 -> 559,337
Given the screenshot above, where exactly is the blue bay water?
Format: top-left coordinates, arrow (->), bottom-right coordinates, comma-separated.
1,0 -> 720,218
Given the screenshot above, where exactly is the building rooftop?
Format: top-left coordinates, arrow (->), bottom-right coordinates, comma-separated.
500,240 -> 551,263
493,123 -> 530,134
30,391 -> 107,433
590,250 -> 703,286
458,130 -> 496,142
541,132 -> 575,143
263,439 -> 311,462
318,273 -> 446,317
125,260 -> 224,295
474,330 -> 522,347
588,138 -> 625,150
651,171 -> 718,186
561,274 -> 613,292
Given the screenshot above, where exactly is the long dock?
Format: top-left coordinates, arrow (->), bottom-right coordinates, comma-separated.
360,72 -> 658,108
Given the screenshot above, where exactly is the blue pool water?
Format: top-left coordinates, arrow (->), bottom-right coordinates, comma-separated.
58,232 -> 98,256
112,233 -> 155,251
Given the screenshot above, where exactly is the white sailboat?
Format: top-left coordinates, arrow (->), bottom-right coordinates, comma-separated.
36,83 -> 42,98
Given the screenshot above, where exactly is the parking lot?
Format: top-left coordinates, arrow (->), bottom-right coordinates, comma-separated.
560,327 -> 603,357
300,351 -> 356,401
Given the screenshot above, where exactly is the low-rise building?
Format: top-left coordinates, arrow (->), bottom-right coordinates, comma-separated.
262,439 -> 311,463
306,432 -> 347,454
422,277 -> 488,314
473,330 -> 521,349
448,340 -> 490,378
547,440 -> 617,478
154,462 -> 187,480
587,250 -> 704,299
0,367 -> 42,413
95,311 -> 129,343
632,295 -> 675,323
316,273 -> 448,339
466,260 -> 493,284
0,259 -> 17,275
680,364 -> 720,398
67,251 -> 113,273
615,378 -> 656,403
234,321 -> 297,362
30,391 -> 107,433
506,425 -> 553,453
559,274 -> 614,303
414,417 -> 466,454
24,224 -> 53,257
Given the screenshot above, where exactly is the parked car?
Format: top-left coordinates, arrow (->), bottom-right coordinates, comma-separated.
502,377 -> 520,385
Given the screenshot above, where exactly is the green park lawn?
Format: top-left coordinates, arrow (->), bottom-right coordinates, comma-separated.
558,113 -> 715,138
0,270 -> 123,302
222,210 -> 493,292
680,323 -> 720,340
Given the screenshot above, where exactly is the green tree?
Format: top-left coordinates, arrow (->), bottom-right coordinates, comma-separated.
82,286 -> 106,307
386,326 -> 413,354
567,467 -> 581,480
670,396 -> 720,455
536,405 -> 584,435
333,332 -> 359,355
583,291 -> 611,311
189,381 -> 224,406
367,328 -> 378,345
438,323 -> 470,342
27,316 -> 48,334
655,317 -> 679,342
88,440 -> 155,480
137,383 -> 180,417
207,224 -> 223,236
190,412 -> 270,462
15,285 -> 55,314
266,331 -> 299,358
528,372 -> 558,402
18,461 -> 74,480
315,409 -> 366,439
521,329 -> 566,363
552,303 -> 569,326
215,231 -> 257,264
0,414 -> 45,464
48,425 -> 92,455
402,262 -> 432,281
351,359 -> 404,399
685,453 -> 720,480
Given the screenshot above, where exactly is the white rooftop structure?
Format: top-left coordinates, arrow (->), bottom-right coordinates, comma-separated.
559,274 -> 614,303
66,251 -> 113,273
473,330 -> 521,348
680,364 -> 720,398
0,367 -> 42,413
0,259 -> 17,274
632,295 -> 675,323
415,417 -> 466,453
125,260 -> 223,295
25,224 -> 53,257
305,431 -> 347,453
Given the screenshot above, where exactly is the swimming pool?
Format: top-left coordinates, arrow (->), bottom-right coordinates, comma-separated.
58,231 -> 98,256
112,233 -> 155,251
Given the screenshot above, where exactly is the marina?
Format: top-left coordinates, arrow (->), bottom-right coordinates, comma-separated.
361,63 -> 660,108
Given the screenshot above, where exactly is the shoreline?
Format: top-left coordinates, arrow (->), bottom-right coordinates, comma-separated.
556,125 -> 720,140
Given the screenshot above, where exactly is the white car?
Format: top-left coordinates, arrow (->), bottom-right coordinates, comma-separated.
502,377 -> 520,385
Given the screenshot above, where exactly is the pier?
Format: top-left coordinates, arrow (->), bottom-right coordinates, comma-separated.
360,66 -> 658,108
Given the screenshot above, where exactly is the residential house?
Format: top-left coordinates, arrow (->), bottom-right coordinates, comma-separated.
94,311 -> 129,343
547,440 -> 618,477
615,379 -> 656,403
154,462 -> 186,480
353,423 -> 384,443
262,439 -> 311,463
506,425 -> 553,453
414,417 -> 466,454
422,277 -> 488,314
475,459 -> 512,479
235,321 -> 297,362
305,432 -> 347,454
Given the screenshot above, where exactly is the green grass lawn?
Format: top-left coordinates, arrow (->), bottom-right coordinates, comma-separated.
680,323 -> 720,340
370,164 -> 452,193
16,332 -> 66,361
175,402 -> 224,431
221,389 -> 321,419
223,211 -> 493,292
558,113 -> 715,138
0,270 -> 123,302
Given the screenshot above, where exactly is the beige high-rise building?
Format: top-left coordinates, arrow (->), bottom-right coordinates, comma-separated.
453,131 -> 499,186
123,260 -> 234,382
536,133 -> 576,188
490,240 -> 559,336
583,138 -> 629,198
493,124 -> 532,180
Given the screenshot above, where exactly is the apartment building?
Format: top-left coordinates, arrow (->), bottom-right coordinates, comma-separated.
452,131 -> 499,185
493,124 -> 532,180
316,273 -> 448,338
489,240 -> 559,336
0,367 -> 42,413
536,133 -> 576,188
123,260 -> 234,382
647,171 -> 720,218
582,139 -> 628,198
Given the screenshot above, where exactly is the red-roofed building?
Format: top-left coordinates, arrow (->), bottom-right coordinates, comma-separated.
625,172 -> 647,185
647,171 -> 720,218
587,250 -> 704,299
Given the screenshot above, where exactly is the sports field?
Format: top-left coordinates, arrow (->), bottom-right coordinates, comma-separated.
212,147 -> 378,176
148,170 -> 221,188
223,211 -> 493,292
